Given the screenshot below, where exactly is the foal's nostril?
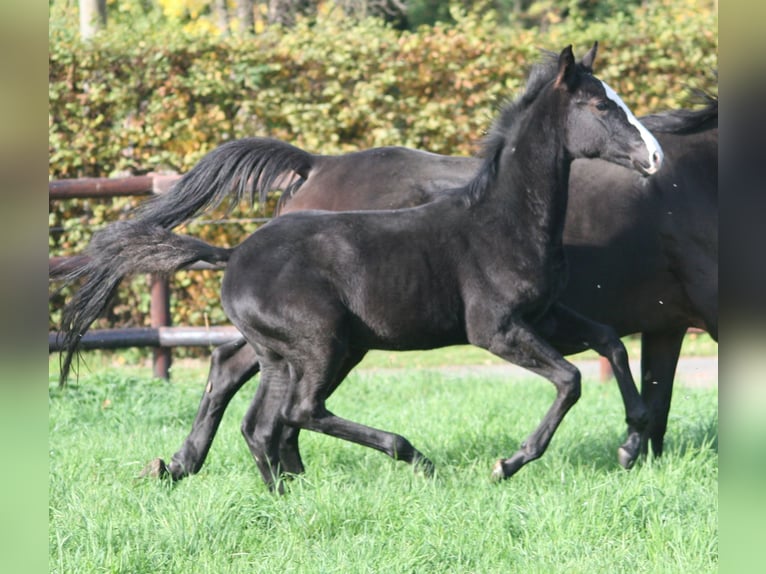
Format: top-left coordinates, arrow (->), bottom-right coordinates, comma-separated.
652,151 -> 661,167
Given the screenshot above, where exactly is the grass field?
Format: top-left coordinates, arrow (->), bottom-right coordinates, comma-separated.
49,346 -> 717,574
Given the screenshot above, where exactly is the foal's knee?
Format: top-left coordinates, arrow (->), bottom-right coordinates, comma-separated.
559,366 -> 582,406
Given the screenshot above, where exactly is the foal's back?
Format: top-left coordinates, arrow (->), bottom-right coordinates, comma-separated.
223,197 -> 480,350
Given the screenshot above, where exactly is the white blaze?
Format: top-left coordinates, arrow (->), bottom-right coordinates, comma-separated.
601,80 -> 664,173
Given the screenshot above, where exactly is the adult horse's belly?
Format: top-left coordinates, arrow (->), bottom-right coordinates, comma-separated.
560,242 -> 691,336
560,159 -> 693,336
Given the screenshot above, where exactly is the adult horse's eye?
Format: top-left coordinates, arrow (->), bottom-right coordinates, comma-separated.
595,101 -> 609,111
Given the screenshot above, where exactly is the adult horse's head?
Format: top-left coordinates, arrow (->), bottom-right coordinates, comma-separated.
554,42 -> 663,175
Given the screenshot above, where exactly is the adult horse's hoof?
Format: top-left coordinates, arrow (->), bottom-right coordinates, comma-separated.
138,457 -> 170,479
617,431 -> 644,469
617,446 -> 636,469
617,440 -> 640,470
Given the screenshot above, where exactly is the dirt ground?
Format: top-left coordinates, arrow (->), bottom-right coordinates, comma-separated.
392,356 -> 719,389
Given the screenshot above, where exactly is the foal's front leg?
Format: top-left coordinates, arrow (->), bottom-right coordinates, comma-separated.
538,302 -> 649,469
481,320 -> 583,480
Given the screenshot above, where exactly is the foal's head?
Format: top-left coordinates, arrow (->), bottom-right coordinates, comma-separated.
553,42 -> 663,175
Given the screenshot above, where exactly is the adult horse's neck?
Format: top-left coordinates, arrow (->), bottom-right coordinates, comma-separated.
471,89 -> 572,252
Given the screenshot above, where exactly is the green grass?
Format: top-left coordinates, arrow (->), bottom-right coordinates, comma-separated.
49,360 -> 717,573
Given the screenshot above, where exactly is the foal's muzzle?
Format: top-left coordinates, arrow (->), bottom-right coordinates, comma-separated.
633,149 -> 663,176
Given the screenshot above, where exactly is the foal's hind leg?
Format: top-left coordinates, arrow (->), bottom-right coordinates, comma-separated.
275,349 -> 368,476
480,320 -> 582,480
141,338 -> 259,481
277,342 -> 434,478
539,303 -> 649,469
240,358 -> 295,492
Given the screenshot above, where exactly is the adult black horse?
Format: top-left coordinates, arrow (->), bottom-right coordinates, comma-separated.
59,44 -> 663,489
123,82 -> 716,482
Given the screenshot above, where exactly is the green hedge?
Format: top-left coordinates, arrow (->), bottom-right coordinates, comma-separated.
49,1 -> 717,338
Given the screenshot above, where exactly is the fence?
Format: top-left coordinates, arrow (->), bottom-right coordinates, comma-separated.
50,175 -> 642,382
48,174 -> 245,380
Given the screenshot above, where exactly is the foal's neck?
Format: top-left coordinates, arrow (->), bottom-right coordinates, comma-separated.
478,95 -> 572,248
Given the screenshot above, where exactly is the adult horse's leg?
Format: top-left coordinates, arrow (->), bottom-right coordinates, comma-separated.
484,320 -> 582,480
640,328 -> 686,456
538,303 -> 649,468
141,338 -> 260,481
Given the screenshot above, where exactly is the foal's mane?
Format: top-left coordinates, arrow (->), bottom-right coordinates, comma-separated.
463,51 -> 579,205
480,53 -> 561,161
640,91 -> 718,134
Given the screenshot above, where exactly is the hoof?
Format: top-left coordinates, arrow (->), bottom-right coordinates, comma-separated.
617,447 -> 636,469
414,456 -> 435,478
490,452 -> 527,481
268,478 -> 287,496
617,445 -> 637,469
617,432 -> 643,469
139,458 -> 170,479
490,459 -> 506,482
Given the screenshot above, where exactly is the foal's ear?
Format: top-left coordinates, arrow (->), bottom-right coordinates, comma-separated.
581,41 -> 598,72
554,45 -> 577,91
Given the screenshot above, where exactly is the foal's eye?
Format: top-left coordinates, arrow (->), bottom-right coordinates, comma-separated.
595,101 -> 609,111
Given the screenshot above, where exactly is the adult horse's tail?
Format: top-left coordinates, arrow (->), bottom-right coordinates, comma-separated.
57,221 -> 233,385
134,137 -> 313,229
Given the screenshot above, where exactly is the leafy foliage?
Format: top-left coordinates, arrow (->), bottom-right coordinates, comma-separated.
49,0 -> 717,338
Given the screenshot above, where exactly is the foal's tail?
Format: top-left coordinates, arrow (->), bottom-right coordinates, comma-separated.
133,137 -> 314,230
57,220 -> 233,386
